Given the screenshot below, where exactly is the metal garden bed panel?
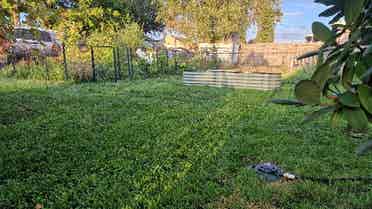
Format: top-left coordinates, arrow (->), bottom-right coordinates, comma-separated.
183,70 -> 281,91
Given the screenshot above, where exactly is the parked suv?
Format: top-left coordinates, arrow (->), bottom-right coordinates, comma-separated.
0,27 -> 62,68
11,27 -> 62,58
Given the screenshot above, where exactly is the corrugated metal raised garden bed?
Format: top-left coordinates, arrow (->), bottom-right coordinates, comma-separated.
183,70 -> 282,91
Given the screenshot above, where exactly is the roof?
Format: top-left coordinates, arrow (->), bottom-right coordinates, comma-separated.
14,26 -> 56,34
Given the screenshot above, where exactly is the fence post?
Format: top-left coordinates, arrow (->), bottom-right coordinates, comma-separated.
113,47 -> 118,82
91,47 -> 96,82
62,43 -> 69,80
11,53 -> 16,76
155,47 -> 159,74
130,48 -> 134,79
126,47 -> 132,80
125,47 -> 132,79
174,51 -> 178,74
117,47 -> 122,80
165,49 -> 169,73
44,57 -> 50,81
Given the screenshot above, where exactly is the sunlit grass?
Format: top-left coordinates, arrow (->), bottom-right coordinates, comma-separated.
0,72 -> 371,209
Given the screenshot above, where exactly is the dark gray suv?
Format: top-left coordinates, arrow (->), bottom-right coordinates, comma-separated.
0,27 -> 62,68
11,27 -> 62,57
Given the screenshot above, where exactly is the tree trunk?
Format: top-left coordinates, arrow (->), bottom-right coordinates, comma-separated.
11,9 -> 20,27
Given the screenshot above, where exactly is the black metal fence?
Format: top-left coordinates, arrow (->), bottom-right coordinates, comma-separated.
0,45 -> 189,82
0,44 -> 318,82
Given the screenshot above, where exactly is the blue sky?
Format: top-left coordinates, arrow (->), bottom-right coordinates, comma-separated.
247,0 -> 331,43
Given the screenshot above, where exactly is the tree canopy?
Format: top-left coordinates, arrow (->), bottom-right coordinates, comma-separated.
0,0 -> 161,42
67,0 -> 163,34
252,0 -> 282,43
157,0 -> 282,43
1,0 -> 281,45
0,0 -> 62,40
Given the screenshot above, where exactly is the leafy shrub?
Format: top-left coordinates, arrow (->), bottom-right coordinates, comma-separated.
0,59 -> 64,81
274,0 -> 372,153
133,53 -> 184,79
69,62 -> 93,82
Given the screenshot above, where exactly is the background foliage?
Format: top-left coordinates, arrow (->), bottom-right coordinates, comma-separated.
251,0 -> 282,43
157,0 -> 282,43
158,0 -> 252,42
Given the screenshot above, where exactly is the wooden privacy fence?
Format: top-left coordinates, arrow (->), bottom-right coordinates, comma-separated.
239,43 -> 322,72
183,70 -> 281,91
198,43 -> 321,73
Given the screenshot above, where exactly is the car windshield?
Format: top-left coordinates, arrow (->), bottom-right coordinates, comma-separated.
14,29 -> 52,42
15,29 -> 34,40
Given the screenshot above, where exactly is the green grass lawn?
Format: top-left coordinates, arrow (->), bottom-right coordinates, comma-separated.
1,74 -> 372,209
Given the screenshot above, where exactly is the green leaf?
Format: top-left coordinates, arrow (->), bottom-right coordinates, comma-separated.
349,30 -> 362,43
332,49 -> 352,74
357,140 -> 372,155
358,85 -> 372,114
319,5 -> 341,17
295,80 -> 321,105
303,106 -> 337,124
364,45 -> 372,56
312,21 -> 334,42
365,55 -> 372,68
315,0 -> 341,6
312,64 -> 332,90
362,33 -> 372,45
344,0 -> 365,25
329,12 -> 344,24
355,61 -> 368,78
331,111 -> 342,127
343,108 -> 369,132
342,64 -> 355,90
271,99 -> 305,106
317,50 -> 325,66
360,67 -> 372,84
339,92 -> 360,108
297,50 -> 319,60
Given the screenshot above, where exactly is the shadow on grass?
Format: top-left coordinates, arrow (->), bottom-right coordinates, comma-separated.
0,82 -> 70,126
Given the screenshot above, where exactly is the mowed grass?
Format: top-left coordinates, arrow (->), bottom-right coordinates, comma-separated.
0,74 -> 372,209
